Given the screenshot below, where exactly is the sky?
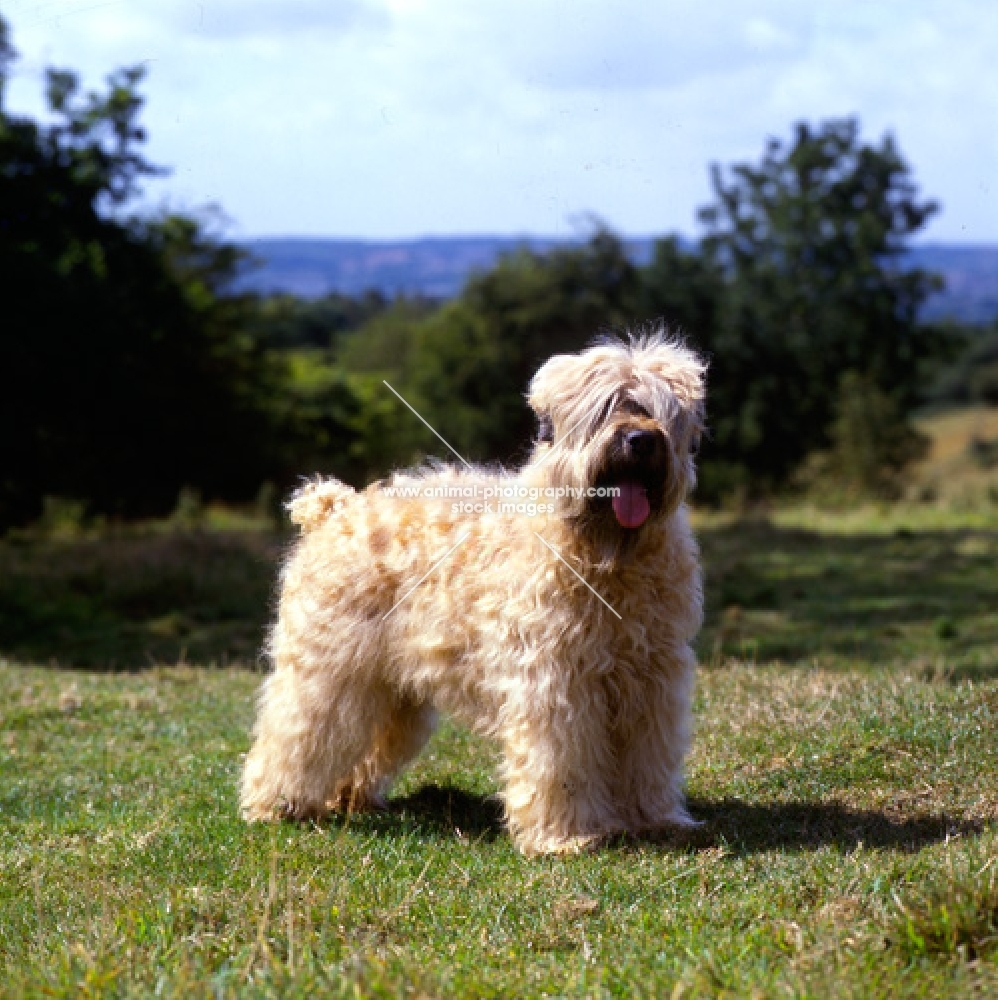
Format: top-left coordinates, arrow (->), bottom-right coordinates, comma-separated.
3,0 -> 997,242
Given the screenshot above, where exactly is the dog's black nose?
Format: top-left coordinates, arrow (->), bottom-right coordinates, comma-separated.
625,429 -> 658,457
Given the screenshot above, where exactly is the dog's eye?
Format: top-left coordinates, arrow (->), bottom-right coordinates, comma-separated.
537,415 -> 554,444
618,400 -> 651,419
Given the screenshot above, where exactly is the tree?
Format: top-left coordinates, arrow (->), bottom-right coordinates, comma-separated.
695,119 -> 944,491
636,235 -> 725,343
248,290 -> 387,351
822,371 -> 929,497
0,18 -> 351,527
926,324 -> 998,409
407,230 -> 641,463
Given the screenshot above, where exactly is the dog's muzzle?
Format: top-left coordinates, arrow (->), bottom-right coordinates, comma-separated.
599,425 -> 669,530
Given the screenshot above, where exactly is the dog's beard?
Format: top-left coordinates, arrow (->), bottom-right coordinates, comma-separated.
579,437 -> 669,560
530,418 -> 684,570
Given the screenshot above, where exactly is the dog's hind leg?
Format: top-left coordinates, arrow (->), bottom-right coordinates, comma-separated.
333,696 -> 438,812
239,652 -> 394,823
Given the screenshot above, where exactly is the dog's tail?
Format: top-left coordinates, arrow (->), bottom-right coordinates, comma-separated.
287,478 -> 356,531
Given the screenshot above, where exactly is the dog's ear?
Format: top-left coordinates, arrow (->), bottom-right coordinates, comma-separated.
639,341 -> 707,412
527,353 -> 582,417
632,339 -> 708,453
638,342 -> 706,425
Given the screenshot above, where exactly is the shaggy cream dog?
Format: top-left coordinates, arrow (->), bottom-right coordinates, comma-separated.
240,333 -> 707,855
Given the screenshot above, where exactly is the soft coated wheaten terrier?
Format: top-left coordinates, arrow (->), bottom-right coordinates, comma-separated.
240,332 -> 707,855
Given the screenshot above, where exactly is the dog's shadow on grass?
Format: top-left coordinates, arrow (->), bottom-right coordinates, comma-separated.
345,784 -> 981,854
680,797 -> 981,855
347,785 -> 507,843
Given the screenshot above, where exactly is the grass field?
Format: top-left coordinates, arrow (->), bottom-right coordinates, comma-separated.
2,412 -> 998,996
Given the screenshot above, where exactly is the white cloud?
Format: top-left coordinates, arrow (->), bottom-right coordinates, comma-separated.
164,0 -> 390,39
2,0 -> 996,240
6,0 -> 389,38
492,1 -> 813,91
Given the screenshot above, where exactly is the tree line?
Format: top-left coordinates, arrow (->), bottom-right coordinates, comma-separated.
0,17 -> 982,530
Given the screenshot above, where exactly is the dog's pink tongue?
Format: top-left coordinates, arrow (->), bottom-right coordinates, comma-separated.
612,483 -> 650,528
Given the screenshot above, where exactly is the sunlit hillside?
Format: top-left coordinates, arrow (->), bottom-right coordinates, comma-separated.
911,405 -> 998,506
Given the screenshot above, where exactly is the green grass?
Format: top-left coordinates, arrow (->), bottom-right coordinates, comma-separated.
1,662 -> 996,997
0,530 -> 278,669
3,507 -> 997,677
695,510 -> 998,678
1,503 -> 997,996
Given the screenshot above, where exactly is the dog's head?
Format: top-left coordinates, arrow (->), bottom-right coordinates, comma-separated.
526,331 -> 706,559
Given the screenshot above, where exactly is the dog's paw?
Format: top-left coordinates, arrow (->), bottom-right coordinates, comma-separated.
663,808 -> 703,831
240,804 -> 280,824
638,800 -> 703,832
330,783 -> 389,814
274,797 -> 332,823
517,831 -> 609,857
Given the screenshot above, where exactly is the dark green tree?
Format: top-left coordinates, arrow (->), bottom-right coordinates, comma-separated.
822,370 -> 929,498
407,230 -> 641,463
0,18 -> 358,527
926,324 -> 998,409
248,290 -> 387,351
696,118 -> 944,491
636,235 -> 725,342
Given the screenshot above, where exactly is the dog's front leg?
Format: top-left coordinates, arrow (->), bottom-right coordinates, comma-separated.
499,683 -> 625,856
619,647 -> 699,832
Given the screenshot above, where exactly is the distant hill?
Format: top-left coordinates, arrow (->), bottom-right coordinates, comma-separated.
234,236 -> 658,301
234,237 -> 998,324
903,245 -> 998,324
